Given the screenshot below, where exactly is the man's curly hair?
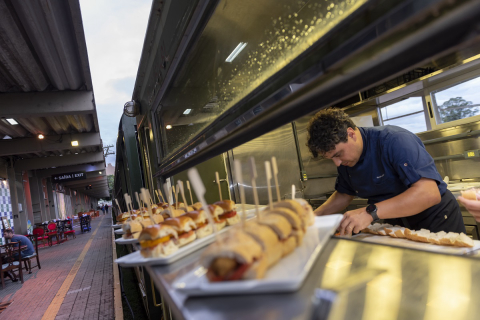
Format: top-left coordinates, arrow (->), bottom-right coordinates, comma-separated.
307,108 -> 357,158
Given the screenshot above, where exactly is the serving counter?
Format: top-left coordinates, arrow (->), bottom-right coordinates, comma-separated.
143,237 -> 480,320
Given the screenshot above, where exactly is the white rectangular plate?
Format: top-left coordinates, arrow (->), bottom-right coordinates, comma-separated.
115,236 -> 139,245
350,233 -> 480,254
114,229 -> 124,235
115,223 -> 236,266
112,224 -> 122,229
172,214 -> 343,296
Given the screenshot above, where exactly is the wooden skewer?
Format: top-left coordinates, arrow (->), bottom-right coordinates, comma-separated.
265,161 -> 273,211
178,180 -> 188,210
188,168 -> 220,242
215,172 -> 222,201
163,183 -> 174,218
135,192 -> 142,210
234,160 -> 246,229
140,188 -> 155,223
292,184 -> 296,200
271,156 -> 281,202
115,199 -> 121,215
249,157 -> 260,220
172,185 -> 179,209
124,194 -> 133,218
156,189 -> 165,203
186,181 -> 194,206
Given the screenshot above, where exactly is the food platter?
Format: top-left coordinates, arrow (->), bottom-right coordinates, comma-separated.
115,224 -> 233,266
171,214 -> 343,296
112,224 -> 122,229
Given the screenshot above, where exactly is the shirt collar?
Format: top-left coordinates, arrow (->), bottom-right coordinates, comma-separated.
357,127 -> 367,164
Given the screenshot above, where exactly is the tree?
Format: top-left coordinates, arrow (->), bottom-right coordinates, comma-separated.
439,97 -> 478,123
107,175 -> 114,190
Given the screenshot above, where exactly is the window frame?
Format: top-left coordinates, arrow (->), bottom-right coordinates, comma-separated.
426,67 -> 480,130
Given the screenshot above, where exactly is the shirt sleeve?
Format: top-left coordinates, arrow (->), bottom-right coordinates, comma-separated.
386,132 -> 443,187
335,168 -> 356,195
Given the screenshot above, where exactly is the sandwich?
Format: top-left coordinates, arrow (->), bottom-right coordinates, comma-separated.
122,214 -> 144,238
117,211 -> 131,224
179,206 -> 195,213
214,200 -> 240,225
138,225 -> 179,258
162,216 -> 197,246
461,189 -> 477,201
172,202 -> 186,210
183,210 -> 213,238
205,205 -> 227,231
192,202 -> 203,210
160,206 -> 184,219
201,230 -> 268,281
272,200 -> 307,232
257,213 -> 296,257
293,198 -> 315,226
265,207 -> 304,245
243,220 -> 282,268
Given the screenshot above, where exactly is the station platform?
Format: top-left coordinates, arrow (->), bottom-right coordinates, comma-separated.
0,215 -> 115,320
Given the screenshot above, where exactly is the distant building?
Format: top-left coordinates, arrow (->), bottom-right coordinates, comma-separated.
106,163 -> 115,176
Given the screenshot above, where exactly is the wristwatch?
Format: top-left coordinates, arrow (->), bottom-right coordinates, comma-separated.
366,204 -> 380,222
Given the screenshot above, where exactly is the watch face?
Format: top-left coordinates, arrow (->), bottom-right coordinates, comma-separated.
366,204 -> 375,213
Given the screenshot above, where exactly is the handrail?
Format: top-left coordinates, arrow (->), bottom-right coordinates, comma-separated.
422,129 -> 480,145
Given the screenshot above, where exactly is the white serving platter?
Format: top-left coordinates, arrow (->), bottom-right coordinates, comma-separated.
115,225 -> 234,266
171,214 -> 343,296
114,229 -> 125,235
350,233 -> 480,255
112,224 -> 122,229
115,236 -> 140,245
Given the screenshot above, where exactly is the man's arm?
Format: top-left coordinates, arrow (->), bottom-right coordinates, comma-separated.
314,191 -> 354,216
338,178 -> 440,235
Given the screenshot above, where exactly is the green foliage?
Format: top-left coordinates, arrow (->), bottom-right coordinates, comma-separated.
107,175 -> 114,190
439,97 -> 478,123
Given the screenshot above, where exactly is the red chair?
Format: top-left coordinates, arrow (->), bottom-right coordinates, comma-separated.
63,220 -> 76,240
46,222 -> 59,246
32,228 -> 47,247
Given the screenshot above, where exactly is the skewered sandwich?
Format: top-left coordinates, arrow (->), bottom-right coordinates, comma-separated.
183,209 -> 213,238
162,216 -> 197,246
214,200 -> 240,225
138,225 -> 179,258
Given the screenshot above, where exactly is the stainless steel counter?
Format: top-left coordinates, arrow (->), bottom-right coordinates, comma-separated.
145,238 -> 480,320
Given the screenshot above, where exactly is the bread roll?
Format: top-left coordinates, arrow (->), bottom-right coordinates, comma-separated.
244,221 -> 282,267
461,189 -> 477,201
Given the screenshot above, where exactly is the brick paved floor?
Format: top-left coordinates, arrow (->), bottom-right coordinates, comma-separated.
0,215 -> 114,320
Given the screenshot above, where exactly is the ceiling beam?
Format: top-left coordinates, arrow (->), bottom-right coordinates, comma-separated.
15,151 -> 104,171
0,91 -> 94,118
36,163 -> 105,178
0,132 -> 101,157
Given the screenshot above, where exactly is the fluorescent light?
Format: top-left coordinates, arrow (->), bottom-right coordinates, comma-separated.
71,141 -> 79,146
225,42 -> 247,63
38,134 -> 44,139
99,171 -> 102,174
6,118 -> 18,125
166,125 -> 172,129
183,109 -> 192,115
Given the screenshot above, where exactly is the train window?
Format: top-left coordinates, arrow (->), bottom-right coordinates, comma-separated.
156,0 -> 368,160
430,76 -> 480,125
380,96 -> 428,133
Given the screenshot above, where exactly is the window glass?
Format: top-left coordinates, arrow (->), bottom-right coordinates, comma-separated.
381,97 -> 427,133
158,0 -> 368,158
432,76 -> 480,124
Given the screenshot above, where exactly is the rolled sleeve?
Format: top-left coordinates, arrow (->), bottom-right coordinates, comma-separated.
387,134 -> 443,187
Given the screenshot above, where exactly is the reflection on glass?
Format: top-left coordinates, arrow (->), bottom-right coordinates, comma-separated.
381,97 -> 427,133
432,76 -> 480,124
424,256 -> 471,320
158,0 -> 368,158
362,246 -> 403,320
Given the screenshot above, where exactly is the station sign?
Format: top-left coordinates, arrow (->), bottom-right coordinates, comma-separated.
52,171 -> 87,183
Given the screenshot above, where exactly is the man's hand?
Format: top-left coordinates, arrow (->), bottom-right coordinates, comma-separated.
458,196 -> 480,222
338,207 -> 373,236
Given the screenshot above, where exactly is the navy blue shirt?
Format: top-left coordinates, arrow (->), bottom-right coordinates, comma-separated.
335,126 -> 447,203
11,235 -> 35,257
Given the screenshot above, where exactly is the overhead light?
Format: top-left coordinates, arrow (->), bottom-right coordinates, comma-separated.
5,118 -> 18,125
226,42 -> 247,62
38,134 -> 44,139
75,152 -> 78,155
183,109 -> 192,115
99,171 -> 102,174
166,125 -> 172,129
71,141 -> 79,146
